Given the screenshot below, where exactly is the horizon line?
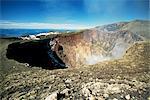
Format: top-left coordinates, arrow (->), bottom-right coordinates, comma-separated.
0,19 -> 149,30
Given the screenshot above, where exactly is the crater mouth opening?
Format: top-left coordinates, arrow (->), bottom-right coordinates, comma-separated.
6,39 -> 66,70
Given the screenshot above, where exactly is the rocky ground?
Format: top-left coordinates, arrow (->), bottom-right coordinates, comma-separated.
0,41 -> 150,100
1,67 -> 150,100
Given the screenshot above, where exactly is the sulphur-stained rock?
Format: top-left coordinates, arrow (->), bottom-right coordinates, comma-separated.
89,94 -> 96,100
106,84 -> 121,94
148,96 -> 150,100
103,93 -> 109,98
45,91 -> 58,100
113,98 -> 118,100
60,88 -> 70,96
82,87 -> 91,97
64,78 -> 72,84
97,97 -> 105,100
125,94 -> 130,100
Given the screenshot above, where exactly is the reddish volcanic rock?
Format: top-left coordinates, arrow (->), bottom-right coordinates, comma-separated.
49,28 -> 143,68
51,33 -> 92,67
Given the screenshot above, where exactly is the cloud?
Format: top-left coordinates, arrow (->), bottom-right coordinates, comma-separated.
47,17 -> 78,24
83,0 -> 127,15
83,0 -> 104,13
0,20 -> 92,29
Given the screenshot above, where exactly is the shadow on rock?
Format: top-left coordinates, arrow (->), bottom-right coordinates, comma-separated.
6,39 -> 66,69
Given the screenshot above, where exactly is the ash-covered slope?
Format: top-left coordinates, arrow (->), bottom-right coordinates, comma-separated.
6,20 -> 150,68
95,20 -> 150,39
120,20 -> 150,39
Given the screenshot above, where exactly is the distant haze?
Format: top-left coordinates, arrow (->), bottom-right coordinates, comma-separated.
0,29 -> 75,37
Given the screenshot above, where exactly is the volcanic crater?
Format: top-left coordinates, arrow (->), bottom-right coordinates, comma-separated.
6,28 -> 143,69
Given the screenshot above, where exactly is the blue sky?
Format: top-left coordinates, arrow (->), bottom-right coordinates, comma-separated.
0,0 -> 149,29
